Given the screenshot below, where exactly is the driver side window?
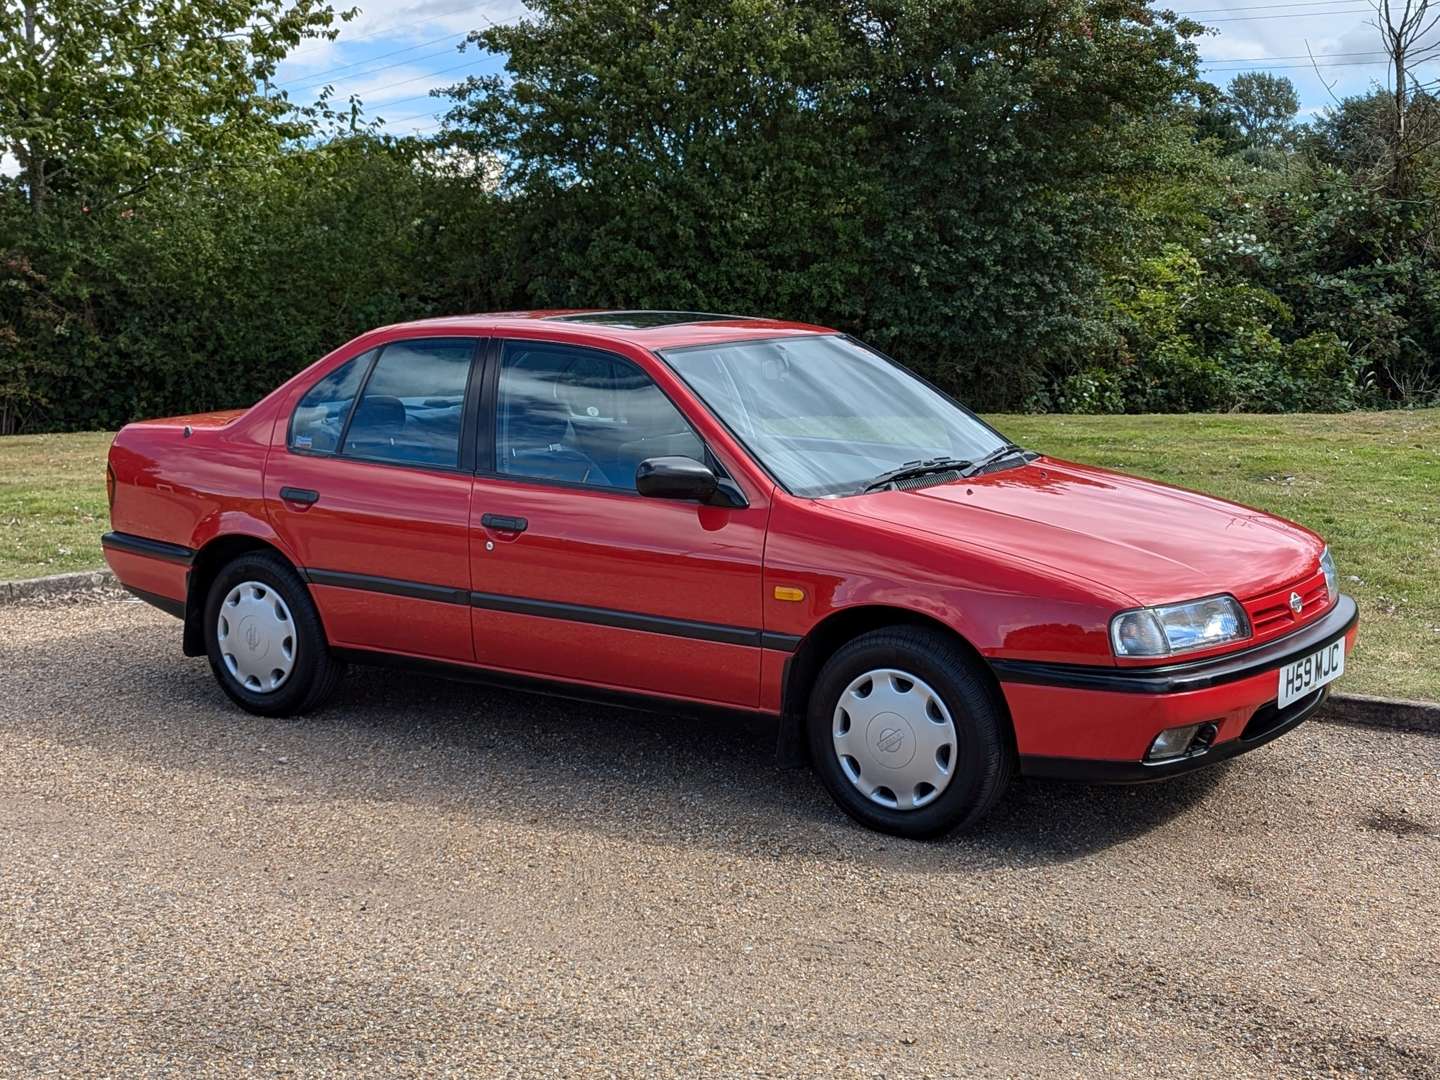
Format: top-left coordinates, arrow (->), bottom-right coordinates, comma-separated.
495,342 -> 704,490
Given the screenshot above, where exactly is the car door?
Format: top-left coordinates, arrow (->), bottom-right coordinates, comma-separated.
467,338 -> 770,707
265,336 -> 481,663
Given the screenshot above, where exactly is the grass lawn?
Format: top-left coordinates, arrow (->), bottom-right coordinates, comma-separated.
0,431 -> 113,580
2,413 -> 1436,700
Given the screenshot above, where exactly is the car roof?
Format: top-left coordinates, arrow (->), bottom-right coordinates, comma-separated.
375,309 -> 838,351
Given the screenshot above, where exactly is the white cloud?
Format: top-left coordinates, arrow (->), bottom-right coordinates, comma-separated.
1192,2 -> 1400,106
1199,34 -> 1271,62
267,0 -> 526,128
301,0 -> 528,53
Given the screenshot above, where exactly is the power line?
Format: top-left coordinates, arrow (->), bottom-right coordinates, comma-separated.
280,33 -> 467,91
1204,58 -> 1396,70
271,4 -> 514,108
316,56 -> 485,101
1171,0 -> 1375,14
1198,9 -> 1374,22
347,89 -> 448,111
302,1 -> 1392,118
373,104 -> 454,124
1200,50 -> 1386,62
287,0 -> 493,59
283,42 -> 467,93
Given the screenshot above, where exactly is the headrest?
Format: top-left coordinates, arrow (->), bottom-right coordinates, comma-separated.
506,401 -> 570,447
350,394 -> 406,434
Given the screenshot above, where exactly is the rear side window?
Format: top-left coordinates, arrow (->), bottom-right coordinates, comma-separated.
290,350 -> 375,454
342,338 -> 476,469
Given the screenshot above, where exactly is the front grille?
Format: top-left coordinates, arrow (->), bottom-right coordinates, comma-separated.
1242,570 -> 1330,644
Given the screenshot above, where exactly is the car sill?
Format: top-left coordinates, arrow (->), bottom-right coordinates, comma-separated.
330,646 -> 775,723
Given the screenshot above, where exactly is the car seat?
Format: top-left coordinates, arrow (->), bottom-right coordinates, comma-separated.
502,401 -> 610,485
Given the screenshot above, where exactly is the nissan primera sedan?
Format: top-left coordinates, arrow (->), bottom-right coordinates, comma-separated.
103,311 -> 1357,837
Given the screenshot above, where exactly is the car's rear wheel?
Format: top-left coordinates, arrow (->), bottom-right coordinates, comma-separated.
807,626 -> 1013,838
203,551 -> 344,717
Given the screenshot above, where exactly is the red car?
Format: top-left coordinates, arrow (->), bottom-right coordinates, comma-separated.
103,311 -> 1357,837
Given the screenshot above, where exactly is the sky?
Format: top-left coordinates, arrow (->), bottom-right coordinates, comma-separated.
264,0 -> 1414,140
267,0 -> 526,137
1190,0 -> 1425,116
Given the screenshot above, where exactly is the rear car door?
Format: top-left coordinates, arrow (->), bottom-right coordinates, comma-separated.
468,338 -> 770,707
265,337 -> 481,663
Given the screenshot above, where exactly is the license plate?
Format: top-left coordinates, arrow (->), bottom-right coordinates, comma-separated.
1276,638 -> 1345,709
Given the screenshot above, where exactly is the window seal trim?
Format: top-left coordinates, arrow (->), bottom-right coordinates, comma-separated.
334,342 -> 383,454
481,337 -> 747,506
286,337 -> 486,474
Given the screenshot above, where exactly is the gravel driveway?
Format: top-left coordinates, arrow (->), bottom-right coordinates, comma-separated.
1,595 -> 1437,1078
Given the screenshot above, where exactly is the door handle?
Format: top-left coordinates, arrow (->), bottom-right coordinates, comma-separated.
280,486 -> 320,506
480,513 -> 528,533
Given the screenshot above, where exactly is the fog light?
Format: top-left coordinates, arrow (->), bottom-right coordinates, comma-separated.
1146,724 -> 1202,762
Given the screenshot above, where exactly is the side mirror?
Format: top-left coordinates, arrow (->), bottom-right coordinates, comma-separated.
635,456 -> 719,502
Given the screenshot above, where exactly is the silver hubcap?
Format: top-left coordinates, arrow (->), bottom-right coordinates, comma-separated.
217,581 -> 296,694
832,668 -> 958,811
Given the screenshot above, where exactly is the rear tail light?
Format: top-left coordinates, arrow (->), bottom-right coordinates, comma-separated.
106,464 -> 116,510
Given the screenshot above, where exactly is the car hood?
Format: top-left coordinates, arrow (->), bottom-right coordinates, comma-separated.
829,457 -> 1323,607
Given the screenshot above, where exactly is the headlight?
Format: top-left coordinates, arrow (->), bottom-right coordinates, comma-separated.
1110,595 -> 1251,658
1320,546 -> 1338,603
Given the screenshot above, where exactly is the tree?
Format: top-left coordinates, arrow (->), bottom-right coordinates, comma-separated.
1371,0 -> 1440,198
437,0 -> 1203,408
0,0 -> 351,215
1225,72 -> 1299,149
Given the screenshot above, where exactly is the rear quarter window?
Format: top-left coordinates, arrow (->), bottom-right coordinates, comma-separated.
289,350 -> 376,454
341,339 -> 476,469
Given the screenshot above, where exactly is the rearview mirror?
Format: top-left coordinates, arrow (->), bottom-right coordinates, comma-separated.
635,456 -> 718,502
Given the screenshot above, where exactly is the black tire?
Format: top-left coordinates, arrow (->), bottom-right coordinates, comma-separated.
806,626 -> 1014,839
203,550 -> 345,717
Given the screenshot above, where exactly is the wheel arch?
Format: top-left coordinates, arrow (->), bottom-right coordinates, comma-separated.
776,605 -> 1014,767
182,535 -> 299,656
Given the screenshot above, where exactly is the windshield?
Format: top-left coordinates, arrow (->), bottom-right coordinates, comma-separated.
660,335 -> 1010,497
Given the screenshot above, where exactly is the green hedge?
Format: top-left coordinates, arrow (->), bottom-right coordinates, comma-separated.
3,4 -> 1437,429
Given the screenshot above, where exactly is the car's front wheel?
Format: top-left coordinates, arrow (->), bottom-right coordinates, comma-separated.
807,627 -> 1013,838
203,550 -> 344,717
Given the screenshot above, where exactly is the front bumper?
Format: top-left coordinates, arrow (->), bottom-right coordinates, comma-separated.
1020,685 -> 1332,783
992,594 -> 1358,780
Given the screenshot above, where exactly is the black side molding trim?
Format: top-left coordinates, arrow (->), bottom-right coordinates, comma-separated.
469,590 -> 770,648
301,567 -> 800,652
305,568 -> 469,606
101,531 -> 195,566
760,631 -> 803,654
993,595 -> 1357,696
124,585 -> 186,619
1019,686 -> 1329,783
331,646 -> 777,723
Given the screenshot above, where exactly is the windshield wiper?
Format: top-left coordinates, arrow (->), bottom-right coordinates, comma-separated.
961,443 -> 1029,477
862,457 -> 973,494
